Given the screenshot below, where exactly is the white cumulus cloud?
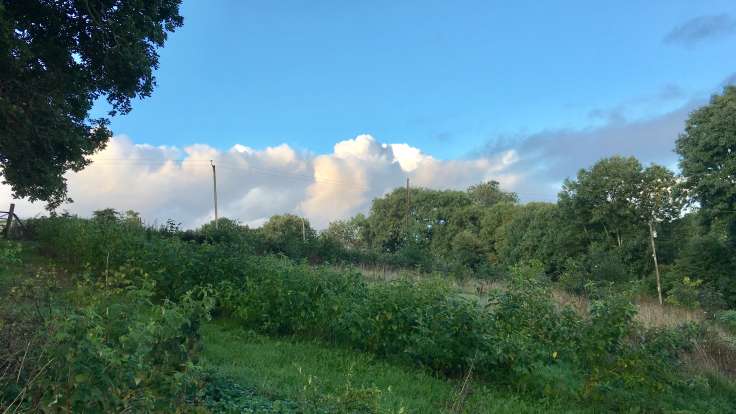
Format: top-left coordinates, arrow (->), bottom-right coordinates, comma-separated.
2,134 -> 522,229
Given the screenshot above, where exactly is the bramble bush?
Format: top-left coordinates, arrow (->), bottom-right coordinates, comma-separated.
2,262 -> 214,413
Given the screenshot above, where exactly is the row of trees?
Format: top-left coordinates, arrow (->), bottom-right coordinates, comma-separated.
313,87 -> 735,308
65,86 -> 736,310
147,87 -> 730,310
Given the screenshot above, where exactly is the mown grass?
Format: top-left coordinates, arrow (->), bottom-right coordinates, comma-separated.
200,319 -> 590,414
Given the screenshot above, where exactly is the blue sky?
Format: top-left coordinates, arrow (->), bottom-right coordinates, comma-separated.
8,1 -> 731,226
92,0 -> 736,159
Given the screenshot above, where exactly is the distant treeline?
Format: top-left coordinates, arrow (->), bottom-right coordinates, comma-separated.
44,86 -> 736,309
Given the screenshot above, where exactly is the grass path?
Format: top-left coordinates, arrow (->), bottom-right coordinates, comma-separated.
200,319 -> 588,414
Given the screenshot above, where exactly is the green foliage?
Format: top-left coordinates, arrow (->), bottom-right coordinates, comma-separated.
337,279 -> 452,358
467,180 -> 518,207
559,156 -> 645,247
0,240 -> 22,265
673,230 -> 734,307
558,157 -> 683,285
2,263 -> 214,412
324,213 -> 370,251
197,217 -> 250,245
217,258 -> 366,337
0,0 -> 183,207
298,366 -> 392,414
676,85 -> 736,246
494,203 -> 575,275
195,372 -> 299,413
262,214 -> 317,258
26,216 -> 736,411
40,271 -> 213,412
450,230 -> 485,269
665,276 -> 706,309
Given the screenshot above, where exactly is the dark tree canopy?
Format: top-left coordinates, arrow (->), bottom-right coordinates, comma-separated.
0,0 -> 183,207
676,86 -> 736,242
467,180 -> 518,207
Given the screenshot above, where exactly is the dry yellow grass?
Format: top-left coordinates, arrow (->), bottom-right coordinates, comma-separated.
681,326 -> 736,379
634,297 -> 706,328
552,289 -> 590,315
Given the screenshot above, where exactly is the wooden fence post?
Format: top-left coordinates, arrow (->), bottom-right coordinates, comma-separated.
3,203 -> 15,239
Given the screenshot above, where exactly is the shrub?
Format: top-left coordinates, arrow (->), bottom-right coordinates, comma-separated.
0,240 -> 22,265
675,232 -> 736,307
335,278 -> 450,358
481,264 -> 581,382
666,276 -> 705,308
34,268 -> 214,412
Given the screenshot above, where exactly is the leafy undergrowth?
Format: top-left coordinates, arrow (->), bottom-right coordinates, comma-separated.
1,242 -> 215,413
200,319 -> 590,414
196,373 -> 300,413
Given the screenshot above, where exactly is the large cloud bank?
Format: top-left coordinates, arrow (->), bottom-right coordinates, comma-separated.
1,134 -> 519,229
4,83 -> 717,229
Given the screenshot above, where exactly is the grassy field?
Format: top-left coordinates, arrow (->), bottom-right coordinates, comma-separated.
200,319 -> 589,414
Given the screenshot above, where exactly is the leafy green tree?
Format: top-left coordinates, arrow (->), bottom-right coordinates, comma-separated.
637,164 -> 683,303
450,229 -> 484,269
324,213 -> 369,250
676,86 -> 736,246
467,180 -> 518,207
198,217 -> 246,244
559,156 -> 643,248
0,0 -> 183,207
479,202 -> 518,264
123,209 -> 142,225
494,202 -> 575,275
367,187 -> 471,253
262,214 -> 316,258
638,165 -> 682,225
366,187 -> 413,253
558,158 -> 684,287
429,203 -> 484,263
673,232 -> 734,307
92,207 -> 119,222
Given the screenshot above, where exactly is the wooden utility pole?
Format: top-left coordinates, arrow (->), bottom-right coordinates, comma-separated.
301,217 -> 306,242
649,220 -> 663,305
405,178 -> 410,232
211,160 -> 219,229
3,203 -> 14,239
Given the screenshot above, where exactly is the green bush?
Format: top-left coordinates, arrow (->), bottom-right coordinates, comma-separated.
0,240 -> 22,265
674,232 -> 736,307
666,276 -> 705,308
35,267 -> 214,412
